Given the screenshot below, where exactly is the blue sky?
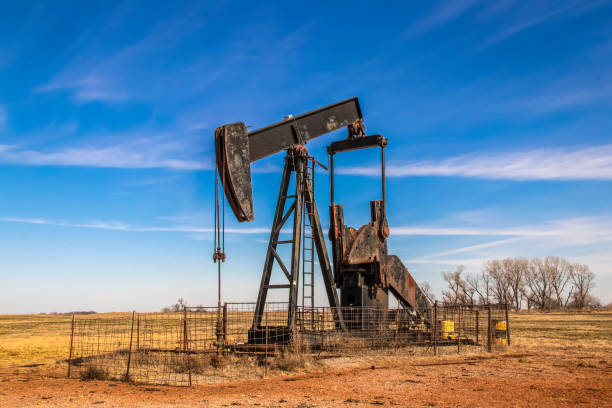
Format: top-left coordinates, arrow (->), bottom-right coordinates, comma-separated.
1,0 -> 611,313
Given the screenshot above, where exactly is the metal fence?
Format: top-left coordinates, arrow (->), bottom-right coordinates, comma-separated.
67,303 -> 510,386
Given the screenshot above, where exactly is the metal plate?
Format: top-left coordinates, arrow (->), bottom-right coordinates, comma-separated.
248,97 -> 363,162
215,122 -> 254,222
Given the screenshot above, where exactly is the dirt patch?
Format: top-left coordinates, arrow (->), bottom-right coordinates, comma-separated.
1,311 -> 611,406
0,349 -> 610,407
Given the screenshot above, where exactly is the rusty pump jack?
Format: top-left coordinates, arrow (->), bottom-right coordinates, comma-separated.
215,97 -> 431,343
215,98 -> 364,342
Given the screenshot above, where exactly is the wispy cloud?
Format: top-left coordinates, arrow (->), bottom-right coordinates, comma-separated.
407,0 -> 478,37
338,144 -> 612,181
403,216 -> 612,282
0,217 -> 269,234
0,137 -> 211,170
34,7 -> 207,104
509,75 -> 612,117
393,216 -> 612,246
480,1 -> 608,48
36,76 -> 128,103
476,0 -> 518,19
405,257 -> 486,268
425,238 -> 521,258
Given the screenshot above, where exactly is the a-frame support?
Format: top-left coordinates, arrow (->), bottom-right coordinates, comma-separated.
251,150 -> 343,334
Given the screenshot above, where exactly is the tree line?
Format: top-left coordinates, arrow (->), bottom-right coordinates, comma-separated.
432,256 -> 598,311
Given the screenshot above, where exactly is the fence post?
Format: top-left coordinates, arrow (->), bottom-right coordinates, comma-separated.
432,301 -> 437,356
395,307 -> 400,352
319,312 -> 324,351
182,308 -> 188,352
505,303 -> 511,346
476,309 -> 479,345
183,308 -> 191,386
126,311 -> 135,380
223,303 -> 228,346
457,306 -> 461,353
136,313 -> 140,351
487,304 -> 492,353
264,326 -> 269,378
67,314 -> 75,378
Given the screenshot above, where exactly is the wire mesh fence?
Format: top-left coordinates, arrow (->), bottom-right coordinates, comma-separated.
67,303 -> 510,386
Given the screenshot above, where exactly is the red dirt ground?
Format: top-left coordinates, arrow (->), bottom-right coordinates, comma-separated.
1,351 -> 610,407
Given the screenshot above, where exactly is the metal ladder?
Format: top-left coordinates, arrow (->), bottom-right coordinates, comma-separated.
302,159 -> 315,328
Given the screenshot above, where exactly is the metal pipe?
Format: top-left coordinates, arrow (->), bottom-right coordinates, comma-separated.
329,153 -> 334,206
381,146 -> 386,220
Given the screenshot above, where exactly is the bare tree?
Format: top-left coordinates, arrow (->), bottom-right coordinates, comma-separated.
442,265 -> 468,304
570,263 -> 595,309
462,275 -> 477,305
464,273 -> 480,305
523,258 -> 553,310
171,297 -> 187,312
419,281 -> 436,303
479,256 -> 596,311
485,259 -> 511,304
506,257 -> 528,311
547,256 -> 573,308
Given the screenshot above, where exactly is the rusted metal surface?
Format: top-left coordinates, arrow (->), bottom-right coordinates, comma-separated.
329,199 -> 431,322
252,151 -> 343,333
347,118 -> 366,138
327,134 -> 387,154
214,122 -> 253,222
214,96 -> 435,335
327,133 -> 431,325
247,97 -> 362,162
216,98 -> 362,223
346,222 -> 383,265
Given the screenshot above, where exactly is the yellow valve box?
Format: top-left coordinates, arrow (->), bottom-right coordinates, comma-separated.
493,320 -> 507,344
441,320 -> 456,340
495,320 -> 507,331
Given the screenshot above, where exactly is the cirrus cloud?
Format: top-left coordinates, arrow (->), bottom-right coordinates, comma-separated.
338,144 -> 612,181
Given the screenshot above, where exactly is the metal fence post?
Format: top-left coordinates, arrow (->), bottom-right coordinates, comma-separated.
487,304 -> 492,352
319,311 -> 324,345
126,311 -> 135,380
457,306 -> 461,353
183,308 -> 191,386
505,303 -> 511,346
476,309 -> 479,345
136,313 -> 140,351
394,307 -> 399,351
67,314 -> 75,378
264,326 -> 269,378
432,301 -> 437,356
223,303 -> 228,346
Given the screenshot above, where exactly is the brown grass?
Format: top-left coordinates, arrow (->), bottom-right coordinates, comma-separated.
2,310 -> 611,375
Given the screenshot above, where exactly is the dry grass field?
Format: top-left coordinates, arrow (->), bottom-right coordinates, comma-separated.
0,310 -> 610,407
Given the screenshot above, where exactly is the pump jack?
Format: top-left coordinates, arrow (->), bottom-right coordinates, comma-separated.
215,97 -> 431,343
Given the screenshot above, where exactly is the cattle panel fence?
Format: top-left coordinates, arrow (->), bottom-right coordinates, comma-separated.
67,303 -> 510,386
